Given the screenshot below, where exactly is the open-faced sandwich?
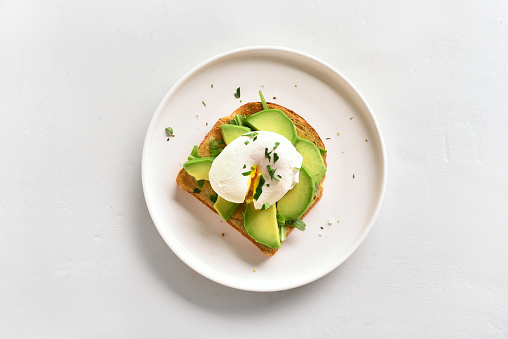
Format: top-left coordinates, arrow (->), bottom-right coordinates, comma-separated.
176,91 -> 327,256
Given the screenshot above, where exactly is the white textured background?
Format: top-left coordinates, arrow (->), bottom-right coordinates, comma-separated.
1,0 -> 507,337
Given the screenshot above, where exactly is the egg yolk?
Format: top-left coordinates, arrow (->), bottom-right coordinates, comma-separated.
245,165 -> 263,203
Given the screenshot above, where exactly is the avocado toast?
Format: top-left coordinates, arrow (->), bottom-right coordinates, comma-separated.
176,92 -> 327,256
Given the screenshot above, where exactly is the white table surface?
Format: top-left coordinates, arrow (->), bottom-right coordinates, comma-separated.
1,1 -> 507,337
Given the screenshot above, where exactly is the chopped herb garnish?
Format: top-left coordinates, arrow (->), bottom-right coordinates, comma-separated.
288,218 -> 306,231
234,87 -> 241,98
233,114 -> 246,126
242,171 -> 251,176
267,165 -> 280,181
243,164 -> 246,169
266,184 -> 270,187
202,101 -> 206,106
244,141 -> 249,145
261,203 -> 270,210
273,142 -> 280,150
264,148 -> 272,162
279,225 -> 286,241
193,188 -> 201,194
243,132 -> 259,138
218,139 -> 225,145
188,145 -> 201,160
273,152 -> 279,163
253,176 -> 265,200
253,136 -> 258,142
165,127 -> 174,137
276,213 -> 285,227
197,179 -> 205,188
318,147 -> 327,155
209,141 -> 223,157
277,175 -> 282,178
251,165 -> 255,171
210,194 -> 218,203
294,167 -> 300,171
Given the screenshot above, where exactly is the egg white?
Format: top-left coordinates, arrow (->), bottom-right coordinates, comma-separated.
209,131 -> 303,209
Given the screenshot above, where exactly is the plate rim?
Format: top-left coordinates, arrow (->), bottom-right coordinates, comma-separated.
141,46 -> 387,292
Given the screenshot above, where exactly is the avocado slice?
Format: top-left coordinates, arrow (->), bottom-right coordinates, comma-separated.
277,166 -> 315,220
214,195 -> 239,220
220,124 -> 251,145
295,138 -> 327,184
183,157 -> 214,180
244,202 -> 281,249
244,110 -> 298,145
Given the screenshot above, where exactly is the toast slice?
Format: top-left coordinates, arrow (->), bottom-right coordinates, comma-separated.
176,102 -> 327,256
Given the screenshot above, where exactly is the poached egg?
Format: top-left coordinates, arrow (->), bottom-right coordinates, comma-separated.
209,131 -> 303,209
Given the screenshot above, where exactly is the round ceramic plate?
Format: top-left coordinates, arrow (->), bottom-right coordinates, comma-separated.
142,47 -> 386,292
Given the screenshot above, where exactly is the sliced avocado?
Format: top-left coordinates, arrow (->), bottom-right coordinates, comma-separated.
220,124 -> 251,145
214,196 -> 239,221
244,202 -> 281,249
277,166 -> 315,220
182,157 -> 214,180
244,110 -> 298,145
295,138 -> 327,184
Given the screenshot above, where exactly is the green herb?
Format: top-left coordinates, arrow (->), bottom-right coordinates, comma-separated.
234,87 -> 241,98
266,184 -> 270,187
273,152 -> 279,163
230,119 -> 237,125
165,127 -> 174,137
232,114 -> 246,126
218,139 -> 225,145
243,132 -> 259,138
193,188 -> 201,194
277,174 -> 282,179
253,176 -> 265,200
279,225 -> 286,241
259,90 -> 269,110
273,142 -> 280,150
288,218 -> 306,231
202,101 -> 206,106
187,145 -> 201,160
244,141 -> 249,145
261,203 -> 270,210
264,148 -> 272,162
210,194 -> 218,203
318,147 -> 327,155
242,171 -> 251,176
209,141 -> 223,157
294,167 -> 300,171
253,136 -> 257,142
276,213 -> 286,227
267,165 -> 279,181
197,179 -> 205,188
243,164 -> 246,169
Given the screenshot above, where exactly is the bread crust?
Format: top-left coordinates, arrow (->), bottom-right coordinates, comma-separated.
176,102 -> 326,256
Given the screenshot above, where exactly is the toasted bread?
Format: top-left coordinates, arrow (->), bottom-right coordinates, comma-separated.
176,102 -> 327,256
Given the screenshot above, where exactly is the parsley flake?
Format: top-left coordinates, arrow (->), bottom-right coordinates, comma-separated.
234,87 -> 241,98
253,176 -> 265,200
273,152 -> 279,163
193,188 -> 201,194
264,148 -> 272,162
273,142 -> 280,150
165,127 -> 174,137
244,141 -> 249,145
267,165 -> 280,181
242,171 -> 252,176
210,194 -> 218,203
261,203 -> 271,210
197,179 -> 205,188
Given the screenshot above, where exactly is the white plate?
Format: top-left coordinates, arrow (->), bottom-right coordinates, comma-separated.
142,47 -> 386,292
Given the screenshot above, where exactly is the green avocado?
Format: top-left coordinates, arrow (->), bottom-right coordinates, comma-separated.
244,202 -> 281,249
244,109 -> 298,145
295,138 -> 327,184
277,166 -> 315,220
214,195 -> 239,220
182,157 -> 214,180
220,124 -> 251,145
